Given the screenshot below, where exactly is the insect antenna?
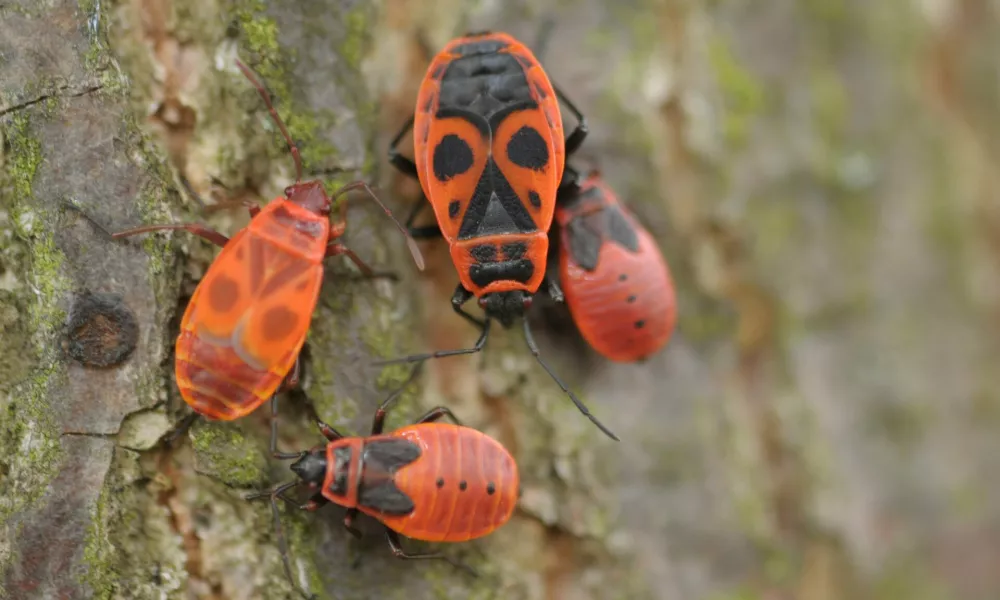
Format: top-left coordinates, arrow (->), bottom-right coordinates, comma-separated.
330,181 -> 426,271
246,481 -> 318,600
371,320 -> 491,368
522,318 -> 619,441
235,58 -> 304,183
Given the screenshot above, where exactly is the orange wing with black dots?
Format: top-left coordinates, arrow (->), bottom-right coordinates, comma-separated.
555,175 -> 677,363
413,32 -> 566,245
175,200 -> 329,420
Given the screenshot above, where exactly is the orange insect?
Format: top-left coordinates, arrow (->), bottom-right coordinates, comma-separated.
554,166 -> 677,362
112,59 -> 423,423
251,366 -> 517,596
387,31 -> 618,441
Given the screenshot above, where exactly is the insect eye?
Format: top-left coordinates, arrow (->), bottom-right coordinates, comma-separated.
284,186 -> 295,198
478,297 -> 489,309
522,296 -> 533,310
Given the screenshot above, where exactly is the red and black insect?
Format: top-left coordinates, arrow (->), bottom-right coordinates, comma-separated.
385,31 -> 617,440
112,59 -> 424,427
251,366 -> 518,596
553,165 -> 677,362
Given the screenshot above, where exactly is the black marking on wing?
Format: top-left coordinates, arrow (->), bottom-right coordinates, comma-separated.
356,439 -> 421,516
605,206 -> 640,253
363,438 -> 421,472
358,481 -> 415,515
565,217 -> 603,272
433,134 -> 475,182
506,126 -> 548,171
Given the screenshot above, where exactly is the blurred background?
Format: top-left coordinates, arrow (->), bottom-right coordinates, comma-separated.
3,1 -> 1000,599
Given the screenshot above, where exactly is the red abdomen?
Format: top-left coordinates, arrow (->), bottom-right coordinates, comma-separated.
556,176 -> 677,362
367,424 -> 519,542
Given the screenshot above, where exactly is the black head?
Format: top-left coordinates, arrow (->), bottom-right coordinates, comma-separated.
290,449 -> 327,487
479,291 -> 532,328
284,180 -> 330,216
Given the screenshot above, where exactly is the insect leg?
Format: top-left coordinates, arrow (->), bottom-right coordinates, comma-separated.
315,420 -> 345,441
324,243 -> 380,278
522,318 -> 620,442
371,363 -> 425,435
275,490 -> 329,513
451,285 -> 487,329
270,395 -> 306,460
544,274 -> 565,303
111,223 -> 230,248
405,200 -> 443,240
343,509 -> 363,539
388,115 -> 418,178
384,529 -> 478,577
413,406 -> 463,426
553,85 -> 589,157
162,412 -> 199,446
370,319 -> 490,368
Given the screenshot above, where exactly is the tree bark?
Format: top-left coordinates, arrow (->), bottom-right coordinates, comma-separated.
4,1 -> 1000,600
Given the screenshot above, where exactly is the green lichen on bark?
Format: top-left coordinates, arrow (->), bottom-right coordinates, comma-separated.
80,466 -> 115,599
232,0 -> 339,172
190,420 -> 269,488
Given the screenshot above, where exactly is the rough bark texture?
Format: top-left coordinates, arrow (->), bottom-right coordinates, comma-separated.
3,0 -> 1000,599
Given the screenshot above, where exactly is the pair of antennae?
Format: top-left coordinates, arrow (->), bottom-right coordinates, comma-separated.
234,58 -> 424,271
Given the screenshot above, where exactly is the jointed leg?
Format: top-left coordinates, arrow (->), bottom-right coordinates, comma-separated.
384,529 -> 477,577
545,274 -> 565,303
316,420 -> 345,442
554,85 -> 589,157
270,394 -> 306,460
274,489 -> 329,513
324,242 -> 378,278
405,200 -> 443,240
343,508 -> 362,539
111,223 -> 229,248
163,412 -> 200,446
371,363 -> 425,435
388,116 -> 418,178
451,285 -> 486,329
414,406 -> 463,426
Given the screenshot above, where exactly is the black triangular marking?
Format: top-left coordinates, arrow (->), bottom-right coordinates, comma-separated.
458,157 -> 537,239
477,192 -> 519,236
